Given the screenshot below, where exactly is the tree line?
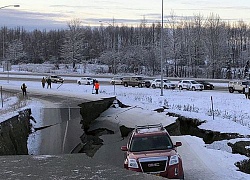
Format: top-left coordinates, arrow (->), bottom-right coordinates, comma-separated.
1,14 -> 250,79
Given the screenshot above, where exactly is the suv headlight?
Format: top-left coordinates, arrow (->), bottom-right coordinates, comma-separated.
128,159 -> 139,168
169,155 -> 179,165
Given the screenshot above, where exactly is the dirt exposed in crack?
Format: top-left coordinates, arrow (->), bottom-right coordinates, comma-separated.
235,159 -> 250,174
165,112 -> 250,175
78,128 -> 114,157
228,141 -> 250,157
166,112 -> 246,143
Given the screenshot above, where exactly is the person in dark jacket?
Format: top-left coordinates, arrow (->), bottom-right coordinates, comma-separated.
21,83 -> 27,96
41,77 -> 46,88
92,79 -> 96,94
47,77 -> 52,89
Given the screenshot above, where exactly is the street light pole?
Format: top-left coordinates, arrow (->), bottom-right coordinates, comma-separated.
0,4 -> 20,80
160,0 -> 164,96
99,19 -> 116,95
2,31 -> 4,72
0,5 -> 20,9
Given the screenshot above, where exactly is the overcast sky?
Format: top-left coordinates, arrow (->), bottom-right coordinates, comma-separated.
1,0 -> 250,31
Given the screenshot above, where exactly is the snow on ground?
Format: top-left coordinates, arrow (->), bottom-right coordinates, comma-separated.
0,75 -> 250,179
1,77 -> 250,137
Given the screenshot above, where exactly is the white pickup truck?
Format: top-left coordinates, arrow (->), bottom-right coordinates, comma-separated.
228,80 -> 250,93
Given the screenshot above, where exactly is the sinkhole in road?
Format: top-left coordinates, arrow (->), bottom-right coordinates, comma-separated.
28,106 -> 115,156
26,104 -> 250,174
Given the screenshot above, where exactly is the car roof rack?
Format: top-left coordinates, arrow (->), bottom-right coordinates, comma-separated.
135,123 -> 165,133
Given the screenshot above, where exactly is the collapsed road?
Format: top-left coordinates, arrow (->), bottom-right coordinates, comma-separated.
0,89 -> 250,179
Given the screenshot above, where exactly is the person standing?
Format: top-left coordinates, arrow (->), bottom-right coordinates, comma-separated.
47,77 -> 52,89
21,83 -> 27,96
248,87 -> 250,99
244,85 -> 249,99
41,77 -> 46,88
94,80 -> 100,94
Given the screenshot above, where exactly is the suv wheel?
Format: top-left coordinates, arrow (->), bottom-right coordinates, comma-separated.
229,87 -> 234,93
78,81 -> 81,85
192,87 -> 196,91
152,84 -> 156,89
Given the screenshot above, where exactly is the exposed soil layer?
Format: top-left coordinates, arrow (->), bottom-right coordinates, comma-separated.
166,112 -> 250,174
0,109 -> 32,155
228,141 -> 250,157
166,112 -> 245,144
79,128 -> 114,157
235,159 -> 250,174
78,97 -> 116,132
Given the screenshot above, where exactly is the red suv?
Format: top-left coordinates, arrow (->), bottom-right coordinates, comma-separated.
121,124 -> 184,179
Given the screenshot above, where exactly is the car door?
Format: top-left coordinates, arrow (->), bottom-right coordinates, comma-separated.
156,79 -> 161,87
133,77 -> 138,86
81,78 -> 86,84
183,81 -> 190,89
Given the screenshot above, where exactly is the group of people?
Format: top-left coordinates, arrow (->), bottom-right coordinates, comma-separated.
21,77 -> 100,97
41,77 -> 52,88
21,77 -> 52,97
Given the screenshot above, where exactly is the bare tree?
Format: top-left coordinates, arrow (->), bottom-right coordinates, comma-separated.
60,19 -> 87,68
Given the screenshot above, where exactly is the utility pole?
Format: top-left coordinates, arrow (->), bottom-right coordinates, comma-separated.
99,19 -> 117,95
0,5 -> 20,75
160,0 -> 164,96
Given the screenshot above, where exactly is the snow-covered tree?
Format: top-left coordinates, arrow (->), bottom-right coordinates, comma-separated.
5,39 -> 26,64
60,19 -> 88,68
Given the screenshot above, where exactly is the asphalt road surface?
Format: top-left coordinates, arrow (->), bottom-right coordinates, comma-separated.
0,72 -> 229,91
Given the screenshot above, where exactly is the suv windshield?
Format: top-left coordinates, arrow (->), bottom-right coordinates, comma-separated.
190,81 -> 199,84
242,81 -> 250,85
136,77 -> 144,80
130,135 -> 173,152
163,80 -> 171,83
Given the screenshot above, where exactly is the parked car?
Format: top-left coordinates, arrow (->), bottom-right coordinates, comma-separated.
110,76 -> 123,85
122,76 -> 151,88
177,80 -> 204,91
228,80 -> 250,93
45,75 -> 64,83
77,77 -> 93,85
196,80 -> 214,90
151,79 -> 176,89
121,124 -> 184,179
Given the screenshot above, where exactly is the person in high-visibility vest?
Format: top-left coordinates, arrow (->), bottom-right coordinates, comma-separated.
94,80 -> 100,94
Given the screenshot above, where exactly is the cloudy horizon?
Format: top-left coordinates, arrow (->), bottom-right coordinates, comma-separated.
1,0 -> 250,31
